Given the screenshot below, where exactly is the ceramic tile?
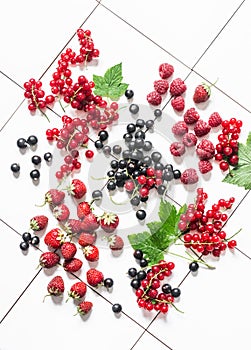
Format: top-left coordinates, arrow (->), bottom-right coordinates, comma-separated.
100,0 -> 243,68
147,247 -> 251,350
0,267 -> 144,350
132,331 -> 172,350
194,0 -> 251,111
0,0 -> 99,85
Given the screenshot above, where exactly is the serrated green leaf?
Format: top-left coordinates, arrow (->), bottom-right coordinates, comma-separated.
246,132 -> 251,146
104,63 -> 123,86
147,221 -> 163,234
92,74 -> 105,89
128,231 -> 151,249
158,199 -> 173,223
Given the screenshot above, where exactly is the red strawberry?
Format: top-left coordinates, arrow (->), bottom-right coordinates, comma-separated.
170,78 -> 187,96
82,244 -> 99,262
171,96 -> 185,112
67,281 -> 87,301
99,212 -> 119,233
64,219 -> 82,234
78,232 -> 97,247
63,258 -> 83,272
108,234 -> 124,251
75,301 -> 93,316
80,213 -> 100,232
183,108 -> 200,124
86,268 -> 104,287
61,242 -> 77,260
77,201 -> 92,219
53,204 -> 70,222
39,189 -> 65,207
43,276 -> 65,301
67,179 -> 87,199
193,82 -> 211,103
30,215 -> 48,231
44,228 -> 65,249
39,252 -> 60,268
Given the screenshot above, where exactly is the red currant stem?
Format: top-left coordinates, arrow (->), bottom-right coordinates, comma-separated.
58,98 -> 66,113
31,87 -> 50,122
162,183 -> 171,200
141,269 -> 166,299
118,106 -> 127,111
109,195 -> 130,206
225,228 -> 242,241
167,251 -> 215,270
169,302 -> 184,314
90,175 -> 108,181
38,107 -> 50,122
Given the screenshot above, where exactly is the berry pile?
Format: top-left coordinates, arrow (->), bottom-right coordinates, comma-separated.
179,188 -> 237,257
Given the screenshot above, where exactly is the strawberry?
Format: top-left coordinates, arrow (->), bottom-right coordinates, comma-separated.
82,244 -> 99,262
67,281 -> 87,300
170,78 -> 187,96
63,258 -> 83,272
78,232 -> 97,247
108,234 -> 124,251
64,219 -> 82,234
67,179 -> 87,199
61,242 -> 77,260
39,189 -> 65,207
39,252 -> 60,268
80,213 -> 100,232
53,204 -> 70,222
86,268 -> 104,287
77,201 -> 91,219
44,228 -> 65,249
75,301 -> 93,316
99,212 -> 119,233
193,82 -> 211,103
43,276 -> 65,301
30,215 -> 48,231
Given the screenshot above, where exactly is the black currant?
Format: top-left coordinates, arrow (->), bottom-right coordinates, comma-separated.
145,119 -> 154,129
110,160 -> 118,169
94,140 -> 104,149
154,109 -> 162,118
137,270 -> 147,280
20,241 -> 29,251
154,162 -> 164,171
104,278 -> 114,289
165,164 -> 173,172
31,155 -> 42,165
107,170 -> 115,178
107,181 -> 116,191
123,133 -> 133,142
130,278 -> 141,289
162,284 -> 172,294
171,288 -> 181,298
139,258 -> 148,268
135,130 -> 145,139
92,190 -> 103,199
157,185 -> 166,195
26,135 -> 38,146
10,163 -> 20,173
22,232 -> 32,242
143,141 -> 153,152
31,236 -> 40,245
118,159 -> 127,169
122,150 -> 131,159
136,119 -> 145,128
112,303 -> 122,313
162,170 -> 174,181
140,196 -> 148,202
142,156 -> 152,166
30,169 -> 40,180
173,169 -> 181,179
129,104 -> 139,114
115,172 -> 123,181
130,196 -> 140,206
189,261 -> 199,272
112,145 -> 122,154
44,152 -> 53,162
116,180 -> 125,188
103,145 -> 111,155
136,209 -> 146,221
17,138 -> 27,149
128,268 -> 137,278
127,123 -> 136,133
151,151 -> 162,163
133,249 -> 143,260
98,130 -> 109,141
125,89 -> 134,99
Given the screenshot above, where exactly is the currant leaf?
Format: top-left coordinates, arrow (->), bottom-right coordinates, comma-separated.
104,62 -> 123,86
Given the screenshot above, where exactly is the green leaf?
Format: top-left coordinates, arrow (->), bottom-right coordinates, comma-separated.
128,231 -> 151,250
147,221 -> 162,234
158,199 -> 172,222
104,63 -> 123,86
92,74 -> 105,88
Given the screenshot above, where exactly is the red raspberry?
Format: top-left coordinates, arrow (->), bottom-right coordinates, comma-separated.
180,168 -> 199,184
172,121 -> 188,136
170,78 -> 187,96
159,63 -> 174,79
183,108 -> 200,124
170,142 -> 186,156
182,133 -> 197,147
208,112 -> 222,127
194,120 -> 211,137
198,160 -> 213,174
154,80 -> 169,94
147,91 -> 162,106
196,139 -> 215,160
171,96 -> 185,112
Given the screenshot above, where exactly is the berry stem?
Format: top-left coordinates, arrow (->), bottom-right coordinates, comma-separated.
225,228 -> 242,241
167,250 -> 215,270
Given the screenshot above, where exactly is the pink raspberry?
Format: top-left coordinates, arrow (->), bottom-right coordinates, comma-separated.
170,78 -> 187,96
183,108 -> 200,124
159,63 -> 174,79
146,91 -> 162,106
208,112 -> 222,127
182,133 -> 197,147
194,120 -> 211,137
154,79 -> 169,94
196,139 -> 215,160
171,96 -> 185,112
198,160 -> 213,174
170,142 -> 186,156
180,168 -> 199,185
172,121 -> 188,136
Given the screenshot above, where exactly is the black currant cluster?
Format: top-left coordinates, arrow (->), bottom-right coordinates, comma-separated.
94,130 -> 109,149
19,232 -> 40,251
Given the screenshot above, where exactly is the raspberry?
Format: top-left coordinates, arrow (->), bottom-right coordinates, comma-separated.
170,78 -> 187,96
172,121 -> 188,136
159,63 -> 174,79
198,160 -> 213,174
154,80 -> 169,94
196,139 -> 215,160
171,96 -> 185,112
194,120 -> 211,137
208,112 -> 222,127
170,142 -> 186,156
183,108 -> 200,124
182,133 -> 197,147
180,168 -> 199,184
147,91 -> 162,106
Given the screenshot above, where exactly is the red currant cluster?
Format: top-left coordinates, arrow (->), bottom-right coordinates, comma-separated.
135,261 -> 179,313
76,28 -> 100,63
86,102 -> 119,130
215,118 -> 242,171
178,188 -> 237,257
23,79 -> 55,117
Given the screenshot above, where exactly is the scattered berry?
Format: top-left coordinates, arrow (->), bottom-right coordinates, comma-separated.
154,79 -> 169,94
86,268 -> 104,287
100,212 -> 119,233
39,252 -> 60,268
183,108 -> 200,124
182,133 -> 197,147
30,215 -> 48,231
11,163 -> 20,173
75,301 -> 93,316
170,142 -> 186,156
68,281 -> 87,300
112,303 -> 122,313
147,91 -> 162,106
196,139 -> 215,160
193,82 -> 211,103
63,258 -> 83,272
171,96 -> 185,112
172,121 -> 188,136
44,276 -> 64,301
159,63 -> 174,79
194,120 -> 211,137
169,78 -> 186,96
198,160 -> 213,174
180,168 -> 199,185
208,112 -> 222,127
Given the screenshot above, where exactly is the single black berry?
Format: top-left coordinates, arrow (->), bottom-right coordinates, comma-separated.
128,141 -> 136,151
122,150 -> 131,159
145,119 -> 154,129
143,141 -> 152,152
171,288 -> 181,298
154,162 -> 164,171
104,278 -> 114,289
130,196 -> 140,206
103,145 -> 111,155
151,151 -> 162,163
112,303 -> 122,313
173,169 -> 181,179
128,267 -> 137,278
30,169 -> 40,180
162,170 -> 174,181
189,261 -> 199,272
136,209 -> 146,221
44,152 -> 53,162
115,172 -> 123,181
127,123 -> 136,133
112,145 -> 122,154
129,104 -> 139,114
125,89 -> 134,99
118,159 -> 127,169
135,130 -> 145,139
94,140 -> 104,149
31,155 -> 42,165
142,156 -> 152,166
137,270 -> 147,280
20,241 -> 29,251
27,135 -> 38,146
165,164 -> 173,172
107,181 -> 116,191
107,170 -> 115,178
98,130 -> 109,142
123,133 -> 133,142
92,190 -> 103,199
134,138 -> 144,149
136,119 -> 145,128
22,232 -> 32,242
17,138 -> 27,149
162,284 -> 172,294
140,196 -> 148,202
110,160 -> 118,169
130,278 -> 141,289
31,236 -> 40,245
139,258 -> 148,268
157,185 -> 166,195
11,163 -> 20,173
133,249 -> 143,260
154,109 -> 162,118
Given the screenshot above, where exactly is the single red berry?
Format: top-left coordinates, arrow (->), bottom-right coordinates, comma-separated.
85,150 -> 94,159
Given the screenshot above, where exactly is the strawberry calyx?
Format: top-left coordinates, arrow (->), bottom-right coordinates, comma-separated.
201,82 -> 211,97
99,212 -> 118,225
